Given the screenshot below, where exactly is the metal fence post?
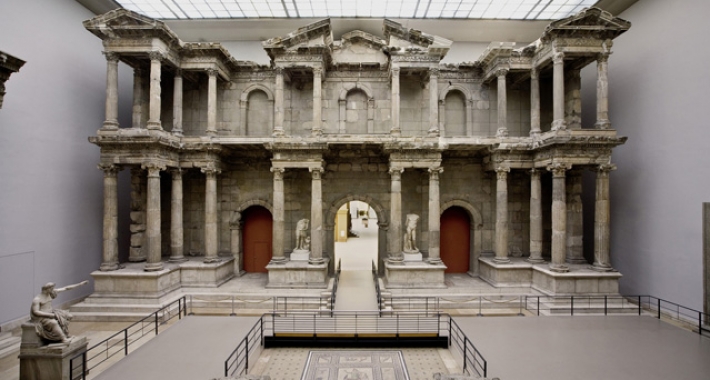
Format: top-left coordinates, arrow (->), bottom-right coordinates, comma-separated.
462,337 -> 467,373
604,295 -> 607,316
657,298 -> 661,319
638,296 -> 641,315
537,297 -> 540,316
124,329 -> 128,355
699,311 -> 703,335
82,351 -> 87,380
155,312 -> 159,335
178,298 -> 182,320
571,296 -> 574,316
244,336 -> 249,372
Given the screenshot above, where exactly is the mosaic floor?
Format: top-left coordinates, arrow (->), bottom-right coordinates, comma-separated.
301,350 -> 409,380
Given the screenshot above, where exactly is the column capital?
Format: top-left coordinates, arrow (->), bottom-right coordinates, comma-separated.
596,163 -> 617,174
271,167 -> 285,180
169,167 -> 183,175
553,51 -> 565,64
428,166 -> 444,179
201,166 -> 221,176
530,168 -> 541,178
391,67 -> 400,76
388,167 -> 404,180
103,51 -> 119,62
312,67 -> 323,76
230,211 -> 242,229
142,162 -> 165,176
309,166 -> 324,179
547,163 -> 570,177
206,68 -> 218,77
148,51 -> 164,62
495,166 -> 510,179
98,163 -> 120,175
429,67 -> 440,77
530,68 -> 539,80
496,68 -> 508,78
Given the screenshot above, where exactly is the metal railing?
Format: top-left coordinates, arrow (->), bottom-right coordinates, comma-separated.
640,296 -> 709,335
69,296 -> 187,380
372,260 -> 382,315
224,316 -> 266,377
223,311 -> 487,378
330,259 -> 341,313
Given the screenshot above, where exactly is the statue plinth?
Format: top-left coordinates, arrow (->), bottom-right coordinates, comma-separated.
402,250 -> 422,261
19,323 -> 88,380
290,249 -> 310,261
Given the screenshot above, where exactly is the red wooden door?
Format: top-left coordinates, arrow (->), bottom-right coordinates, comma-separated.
440,207 -> 470,273
242,206 -> 272,273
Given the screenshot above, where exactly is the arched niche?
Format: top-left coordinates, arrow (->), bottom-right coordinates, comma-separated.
439,84 -> 474,137
239,84 -> 274,136
338,83 -> 375,134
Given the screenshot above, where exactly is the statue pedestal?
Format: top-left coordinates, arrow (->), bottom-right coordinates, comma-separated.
266,258 -> 329,289
384,261 -> 446,289
19,323 -> 88,380
403,251 -> 423,261
290,249 -> 310,261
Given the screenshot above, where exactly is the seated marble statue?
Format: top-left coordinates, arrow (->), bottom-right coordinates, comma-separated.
295,219 -> 310,251
30,281 -> 88,344
403,214 -> 419,253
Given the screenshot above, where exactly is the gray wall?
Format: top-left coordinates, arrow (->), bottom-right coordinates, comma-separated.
580,0 -> 710,309
0,0 -> 131,325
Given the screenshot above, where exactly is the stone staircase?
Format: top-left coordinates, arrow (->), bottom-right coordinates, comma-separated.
0,330 -> 21,360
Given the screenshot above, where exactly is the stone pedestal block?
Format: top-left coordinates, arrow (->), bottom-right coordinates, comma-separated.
91,264 -> 181,299
290,250 -> 310,261
384,261 -> 446,289
19,323 -> 88,380
179,258 -> 234,287
479,257 -> 533,288
532,265 -> 621,295
266,259 -> 329,288
403,252 -> 423,261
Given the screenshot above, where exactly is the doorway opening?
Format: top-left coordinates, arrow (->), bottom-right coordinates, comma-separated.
242,206 -> 272,273
441,206 -> 471,273
334,201 -> 378,271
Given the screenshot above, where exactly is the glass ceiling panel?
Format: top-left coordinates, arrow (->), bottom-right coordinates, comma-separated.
116,0 -> 598,20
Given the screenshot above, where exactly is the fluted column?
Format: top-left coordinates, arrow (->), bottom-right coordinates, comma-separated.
271,167 -> 286,262
496,69 -> 508,138
131,68 -> 143,129
143,164 -> 163,271
389,168 -> 404,261
549,163 -> 569,272
309,167 -> 324,264
428,68 -> 439,136
169,168 -> 186,262
99,164 -> 120,271
273,68 -> 285,136
103,52 -> 119,130
552,52 -> 566,131
206,69 -> 218,136
593,164 -> 616,271
566,169 -> 585,264
428,167 -> 443,263
172,70 -> 183,136
530,68 -> 541,138
390,67 -> 401,136
312,68 -> 323,136
146,52 -> 163,130
596,48 -> 612,129
494,167 -> 510,263
528,169 -> 544,263
202,167 -> 220,263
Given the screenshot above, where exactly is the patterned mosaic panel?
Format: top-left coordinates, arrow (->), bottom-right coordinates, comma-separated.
301,350 -> 410,380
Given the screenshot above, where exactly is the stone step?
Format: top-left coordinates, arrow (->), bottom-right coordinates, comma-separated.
70,311 -> 165,323
71,303 -> 168,314
0,335 -> 21,360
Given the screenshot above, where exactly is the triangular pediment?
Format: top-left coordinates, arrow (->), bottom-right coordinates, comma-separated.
332,31 -> 388,68
84,8 -> 180,45
263,19 -> 333,51
544,7 -> 631,39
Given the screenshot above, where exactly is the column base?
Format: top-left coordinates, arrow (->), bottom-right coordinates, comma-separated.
169,256 -> 188,263
269,257 -> 288,265
146,121 -> 162,130
311,128 -> 323,137
143,262 -> 164,272
99,262 -> 119,271
171,130 -> 184,137
549,263 -> 569,273
205,130 -> 217,136
526,256 -> 545,264
390,128 -> 401,137
203,256 -> 221,264
595,120 -> 611,129
427,128 -> 439,137
493,256 -> 511,264
529,130 -> 541,139
592,262 -> 614,272
551,119 -> 567,131
495,128 -> 509,138
101,120 -> 119,130
272,129 -> 285,137
426,258 -> 443,265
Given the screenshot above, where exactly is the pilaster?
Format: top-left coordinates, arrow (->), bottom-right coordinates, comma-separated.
596,45 -> 612,129
566,169 -> 585,264
389,167 -> 404,261
309,167 -> 324,264
390,67 -> 401,136
131,68 -> 143,129
428,166 -> 443,263
312,68 -> 323,136
428,68 -> 439,137
273,67 -> 285,136
271,167 -> 287,262
172,70 -> 183,136
530,68 -> 541,138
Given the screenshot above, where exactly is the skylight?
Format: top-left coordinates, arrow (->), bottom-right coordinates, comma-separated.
115,0 -> 599,20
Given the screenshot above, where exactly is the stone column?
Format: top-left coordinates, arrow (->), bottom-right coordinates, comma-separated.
143,164 -> 163,271
496,69 -> 508,138
309,167 -> 324,264
312,68 -> 323,136
548,163 -> 569,272
206,69 -> 218,136
596,49 -> 612,129
465,99 -> 473,136
428,68 -> 439,136
273,68 -> 285,136
103,52 -> 119,130
339,99 -> 346,133
428,167 -> 443,263
202,167 -> 220,263
99,164 -> 120,271
129,168 -> 147,262
271,167 -> 287,262
528,169 -> 544,263
552,52 -> 566,131
131,68 -> 143,129
390,67 -> 401,136
566,169 -> 585,264
494,167 -> 510,263
172,70 -> 183,136
230,212 -> 242,274
593,164 -> 616,271
169,168 -> 186,262
388,168 -> 404,261
146,52 -> 163,130
530,68 -> 541,138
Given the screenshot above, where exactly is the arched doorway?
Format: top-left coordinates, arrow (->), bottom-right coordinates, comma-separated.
441,206 -> 471,273
334,201 -> 378,271
242,206 -> 272,273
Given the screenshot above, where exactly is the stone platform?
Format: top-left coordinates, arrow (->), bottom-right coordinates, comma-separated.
384,261 -> 447,289
266,259 -> 330,288
479,257 -> 621,295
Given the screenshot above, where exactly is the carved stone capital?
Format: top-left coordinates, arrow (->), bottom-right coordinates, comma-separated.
206,69 -> 219,77
496,68 -> 508,78
170,167 -> 183,178
229,211 -> 242,228
271,167 -> 285,180
309,166 -> 324,180
142,162 -> 164,177
597,52 -> 611,64
429,68 -> 440,77
103,51 -> 119,62
596,163 -> 617,175
312,68 -> 323,76
148,51 -> 164,62
391,67 -> 400,76
530,168 -> 541,179
530,68 -> 539,80
547,163 -> 570,177
428,166 -> 443,180
201,167 -> 221,177
98,163 -> 120,176
553,52 -> 565,64
388,167 -> 404,180
495,166 -> 510,180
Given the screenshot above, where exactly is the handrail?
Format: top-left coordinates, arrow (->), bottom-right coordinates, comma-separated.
330,259 -> 341,314
372,260 -> 382,315
224,315 -> 266,378
69,296 -> 187,380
